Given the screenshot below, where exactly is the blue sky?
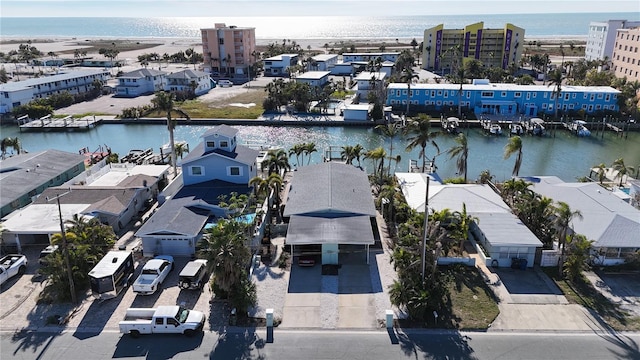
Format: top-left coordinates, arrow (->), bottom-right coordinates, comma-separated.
2,0 -> 638,17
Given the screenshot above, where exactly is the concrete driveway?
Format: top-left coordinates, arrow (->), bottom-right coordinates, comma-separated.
491,267 -> 567,304
586,271 -> 640,317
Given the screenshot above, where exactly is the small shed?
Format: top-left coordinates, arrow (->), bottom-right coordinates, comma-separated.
343,104 -> 372,122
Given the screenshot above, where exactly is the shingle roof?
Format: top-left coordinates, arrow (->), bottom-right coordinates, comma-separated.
135,180 -> 251,237
283,162 -> 376,217
33,187 -> 140,216
166,69 -> 209,79
181,142 -> 258,166
529,176 -> 640,248
201,124 -> 239,138
119,68 -> 166,78
0,150 -> 86,212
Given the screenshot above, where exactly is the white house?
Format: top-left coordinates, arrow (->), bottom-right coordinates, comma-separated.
342,52 -> 400,63
295,71 -> 331,88
311,54 -> 338,71
115,68 -> 167,97
0,69 -> 110,114
343,104 -> 372,122
263,53 -> 299,77
397,173 -> 542,268
165,69 -> 212,95
527,176 -> 640,265
136,125 -> 259,256
354,71 -> 387,100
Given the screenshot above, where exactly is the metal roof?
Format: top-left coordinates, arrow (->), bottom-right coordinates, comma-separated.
181,142 -> 258,166
0,69 -> 109,92
201,124 -> 239,138
166,69 -> 209,79
118,68 -> 166,79
283,162 -> 376,217
387,82 -> 621,94
296,71 -> 331,80
286,215 -> 374,245
0,150 -> 86,213
474,213 -> 543,247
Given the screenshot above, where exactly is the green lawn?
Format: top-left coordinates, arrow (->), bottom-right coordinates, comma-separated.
179,90 -> 265,119
441,266 -> 500,330
541,267 -> 640,331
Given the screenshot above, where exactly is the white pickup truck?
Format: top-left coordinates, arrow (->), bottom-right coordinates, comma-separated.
0,254 -> 28,286
132,255 -> 173,295
119,306 -> 206,338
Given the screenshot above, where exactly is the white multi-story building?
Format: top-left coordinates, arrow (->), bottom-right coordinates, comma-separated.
0,69 -> 109,114
585,20 -> 640,61
263,54 -> 299,77
115,69 -> 166,97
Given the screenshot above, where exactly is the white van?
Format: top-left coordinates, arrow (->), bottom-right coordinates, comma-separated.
218,79 -> 233,87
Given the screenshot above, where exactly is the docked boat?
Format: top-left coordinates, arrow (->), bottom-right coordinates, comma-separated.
489,123 -> 503,135
442,117 -> 460,134
528,118 -> 546,136
509,122 -> 524,136
570,120 -> 591,137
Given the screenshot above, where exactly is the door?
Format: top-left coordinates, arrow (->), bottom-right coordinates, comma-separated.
152,317 -> 171,333
322,244 -> 339,265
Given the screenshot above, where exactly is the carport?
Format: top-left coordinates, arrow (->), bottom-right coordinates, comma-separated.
286,215 -> 375,264
283,162 -> 377,266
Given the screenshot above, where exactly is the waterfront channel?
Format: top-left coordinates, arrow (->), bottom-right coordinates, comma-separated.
1,123 -> 639,182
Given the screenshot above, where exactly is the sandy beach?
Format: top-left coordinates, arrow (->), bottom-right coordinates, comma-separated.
0,35 -> 586,63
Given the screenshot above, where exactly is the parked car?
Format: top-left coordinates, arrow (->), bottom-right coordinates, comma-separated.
39,245 -> 59,265
0,254 -> 28,285
119,306 -> 205,338
178,259 -> 208,290
218,79 -> 233,87
132,255 -> 174,295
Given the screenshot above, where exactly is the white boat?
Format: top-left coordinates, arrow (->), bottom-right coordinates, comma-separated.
571,121 -> 591,137
489,124 -> 503,135
443,117 -> 460,134
509,122 -> 524,135
529,118 -> 546,136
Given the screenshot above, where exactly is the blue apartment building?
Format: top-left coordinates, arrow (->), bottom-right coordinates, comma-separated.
386,81 -> 621,117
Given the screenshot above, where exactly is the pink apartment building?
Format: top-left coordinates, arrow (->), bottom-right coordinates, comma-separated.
201,23 -> 256,82
612,27 -> 640,83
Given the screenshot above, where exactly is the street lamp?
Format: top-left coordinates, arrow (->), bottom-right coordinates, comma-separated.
47,190 -> 77,304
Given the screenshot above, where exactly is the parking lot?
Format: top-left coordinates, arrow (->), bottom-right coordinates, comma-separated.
0,250 -> 230,333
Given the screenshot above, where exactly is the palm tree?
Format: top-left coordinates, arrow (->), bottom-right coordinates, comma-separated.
503,135 -> 523,177
303,142 -> 317,165
375,123 -> 400,176
261,149 -> 290,176
267,173 -> 284,223
340,145 -> 356,165
0,137 -> 21,159
288,143 -> 305,167
405,115 -> 440,173
593,163 -> 607,184
364,147 -> 387,181
553,201 -> 583,277
500,178 -> 534,207
249,176 -> 268,199
174,142 -> 189,159
446,133 -> 468,182
141,91 -> 190,178
352,144 -> 364,168
452,203 -> 478,256
611,158 -> 635,187
455,67 -> 466,117
400,68 -> 419,116
547,69 -> 563,119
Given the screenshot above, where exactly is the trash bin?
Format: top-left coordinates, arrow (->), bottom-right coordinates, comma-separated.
520,258 -> 528,270
511,258 -> 520,269
229,308 -> 237,326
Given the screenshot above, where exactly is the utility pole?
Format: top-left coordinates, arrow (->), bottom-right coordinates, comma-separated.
421,176 -> 430,281
47,190 -> 77,304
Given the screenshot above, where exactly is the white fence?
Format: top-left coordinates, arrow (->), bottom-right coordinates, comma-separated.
540,249 -> 560,267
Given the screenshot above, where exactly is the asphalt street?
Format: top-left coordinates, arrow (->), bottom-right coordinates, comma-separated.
2,328 -> 640,360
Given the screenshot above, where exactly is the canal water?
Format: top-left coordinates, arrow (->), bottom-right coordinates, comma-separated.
2,123 -> 639,183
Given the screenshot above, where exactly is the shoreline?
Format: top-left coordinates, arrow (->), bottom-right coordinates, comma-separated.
0,35 -> 587,55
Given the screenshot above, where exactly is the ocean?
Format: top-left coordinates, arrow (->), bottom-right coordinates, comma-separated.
1,13 -> 639,40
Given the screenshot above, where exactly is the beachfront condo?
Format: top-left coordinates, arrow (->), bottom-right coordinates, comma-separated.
201,23 -> 256,82
585,20 -> 640,62
612,27 -> 640,83
422,22 -> 525,72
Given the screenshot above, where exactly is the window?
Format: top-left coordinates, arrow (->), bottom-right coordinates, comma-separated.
229,167 -> 241,176
597,93 -> 603,99
431,90 -> 435,97
191,166 -> 203,176
590,94 -> 595,101
396,90 -> 400,97
514,92 -> 521,98
155,318 -> 164,325
481,91 -> 493,98
206,141 -> 215,147
501,92 -> 507,97
605,94 -> 610,102
443,91 -> 448,98
220,141 -> 228,147
167,318 -> 179,326
437,90 -> 442,96
218,38 -> 224,45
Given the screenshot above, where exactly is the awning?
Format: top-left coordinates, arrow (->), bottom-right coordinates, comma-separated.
286,215 -> 374,245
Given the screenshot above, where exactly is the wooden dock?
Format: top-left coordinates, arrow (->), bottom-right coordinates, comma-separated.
19,115 -> 101,131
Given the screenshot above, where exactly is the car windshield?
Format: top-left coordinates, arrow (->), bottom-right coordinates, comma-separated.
142,269 -> 157,275
176,308 -> 189,323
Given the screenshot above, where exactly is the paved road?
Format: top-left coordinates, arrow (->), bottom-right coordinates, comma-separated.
3,328 -> 639,360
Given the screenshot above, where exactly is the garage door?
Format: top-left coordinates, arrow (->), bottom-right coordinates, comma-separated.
156,238 -> 194,256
